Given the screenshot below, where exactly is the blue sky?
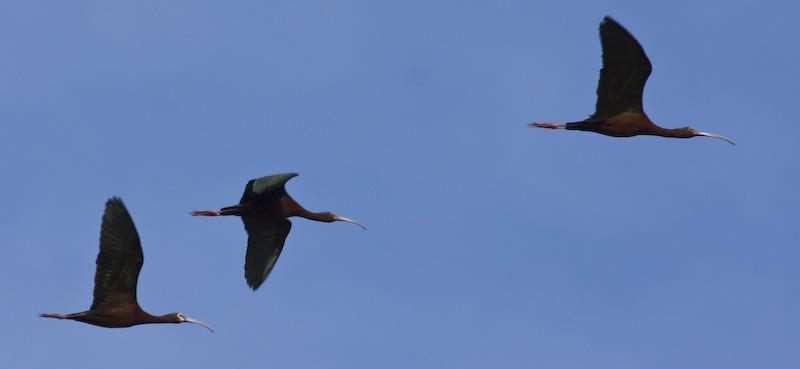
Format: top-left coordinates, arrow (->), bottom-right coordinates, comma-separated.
2,1 -> 799,368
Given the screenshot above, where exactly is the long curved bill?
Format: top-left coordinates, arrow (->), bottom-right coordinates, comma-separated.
697,131 -> 735,145
335,216 -> 367,230
184,317 -> 215,333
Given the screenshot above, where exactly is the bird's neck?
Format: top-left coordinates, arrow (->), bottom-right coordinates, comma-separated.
650,126 -> 674,137
293,208 -> 333,222
650,126 -> 691,138
281,196 -> 330,221
622,112 -> 677,137
138,310 -> 177,324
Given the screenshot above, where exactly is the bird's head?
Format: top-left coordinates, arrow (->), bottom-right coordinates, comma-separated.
327,212 -> 367,230
167,313 -> 215,332
678,127 -> 735,145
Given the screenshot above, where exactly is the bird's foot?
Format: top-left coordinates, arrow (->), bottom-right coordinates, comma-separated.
528,122 -> 565,129
191,210 -> 221,216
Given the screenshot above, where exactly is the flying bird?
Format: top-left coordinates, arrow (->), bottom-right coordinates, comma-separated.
40,197 -> 213,332
529,16 -> 735,145
191,173 -> 366,291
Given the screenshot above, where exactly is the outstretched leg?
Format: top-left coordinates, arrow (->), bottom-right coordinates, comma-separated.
528,122 -> 566,129
40,312 -> 87,319
191,210 -> 222,216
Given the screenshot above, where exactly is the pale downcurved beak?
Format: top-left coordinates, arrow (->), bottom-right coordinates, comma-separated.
696,131 -> 735,145
334,216 -> 367,230
184,317 -> 215,332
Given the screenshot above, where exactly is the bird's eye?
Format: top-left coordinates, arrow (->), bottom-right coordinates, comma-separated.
177,313 -> 185,320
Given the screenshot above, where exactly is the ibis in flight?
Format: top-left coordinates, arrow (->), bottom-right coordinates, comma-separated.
191,173 -> 366,291
40,197 -> 213,332
529,16 -> 735,145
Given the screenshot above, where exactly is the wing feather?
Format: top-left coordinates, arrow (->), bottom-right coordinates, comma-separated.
591,16 -> 652,119
242,217 -> 292,290
91,197 -> 143,310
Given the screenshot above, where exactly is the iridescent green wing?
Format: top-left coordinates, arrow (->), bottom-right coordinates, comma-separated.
240,173 -> 299,203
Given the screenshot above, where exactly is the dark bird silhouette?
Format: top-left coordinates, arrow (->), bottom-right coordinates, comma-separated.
40,197 -> 213,332
529,16 -> 735,145
191,173 -> 366,291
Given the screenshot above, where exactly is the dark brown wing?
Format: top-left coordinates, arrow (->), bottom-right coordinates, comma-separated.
240,173 -> 299,204
90,197 -> 143,310
591,16 -> 652,120
242,217 -> 292,290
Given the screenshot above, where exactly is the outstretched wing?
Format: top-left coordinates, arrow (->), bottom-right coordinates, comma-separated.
91,197 -> 143,310
242,217 -> 292,290
591,16 -> 652,120
240,173 -> 299,204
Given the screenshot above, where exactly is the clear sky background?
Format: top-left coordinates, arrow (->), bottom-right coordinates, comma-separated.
2,1 -> 799,368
